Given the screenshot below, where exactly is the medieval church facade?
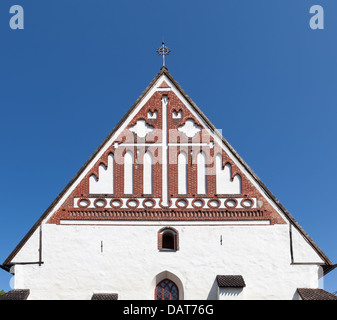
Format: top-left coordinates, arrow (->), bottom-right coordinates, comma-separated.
1,66 -> 336,300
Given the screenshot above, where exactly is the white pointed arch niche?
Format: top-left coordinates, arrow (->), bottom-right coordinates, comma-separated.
197,151 -> 207,194
178,152 -> 188,195
216,154 -> 241,195
143,151 -> 153,194
124,151 -> 134,195
89,153 -> 114,194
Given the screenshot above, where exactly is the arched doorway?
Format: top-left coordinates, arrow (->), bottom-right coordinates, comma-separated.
155,279 -> 179,300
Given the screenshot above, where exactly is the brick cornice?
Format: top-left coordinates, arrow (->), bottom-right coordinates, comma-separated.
49,208 -> 272,224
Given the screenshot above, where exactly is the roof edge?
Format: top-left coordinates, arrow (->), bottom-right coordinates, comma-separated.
323,264 -> 337,276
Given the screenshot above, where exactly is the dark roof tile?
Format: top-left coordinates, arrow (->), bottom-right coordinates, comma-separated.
0,289 -> 30,300
297,288 -> 337,300
91,293 -> 118,300
217,275 -> 246,288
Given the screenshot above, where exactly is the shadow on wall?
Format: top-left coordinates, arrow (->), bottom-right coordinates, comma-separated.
206,278 -> 218,300
207,278 -> 244,300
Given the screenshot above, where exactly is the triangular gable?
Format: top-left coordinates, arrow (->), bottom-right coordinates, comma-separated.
46,68 -> 285,225
3,67 -> 333,268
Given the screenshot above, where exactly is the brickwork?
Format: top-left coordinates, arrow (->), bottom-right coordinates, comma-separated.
47,84 -> 286,225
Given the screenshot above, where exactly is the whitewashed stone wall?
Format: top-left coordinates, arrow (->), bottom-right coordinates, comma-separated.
11,223 -> 324,300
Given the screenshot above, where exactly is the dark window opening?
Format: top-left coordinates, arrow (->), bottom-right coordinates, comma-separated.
162,232 -> 174,250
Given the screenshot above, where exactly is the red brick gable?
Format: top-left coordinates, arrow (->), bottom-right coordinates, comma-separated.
47,77 -> 285,225
159,80 -> 170,88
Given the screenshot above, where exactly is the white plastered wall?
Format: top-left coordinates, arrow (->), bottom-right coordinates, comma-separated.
291,226 -> 324,263
11,223 -> 322,300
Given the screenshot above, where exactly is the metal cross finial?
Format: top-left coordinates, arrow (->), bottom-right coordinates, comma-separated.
156,42 -> 171,67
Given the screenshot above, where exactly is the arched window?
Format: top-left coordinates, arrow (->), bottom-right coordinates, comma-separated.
155,279 -> 179,300
158,228 -> 179,251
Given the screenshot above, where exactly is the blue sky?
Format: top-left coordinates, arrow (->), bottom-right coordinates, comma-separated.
0,0 -> 336,294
